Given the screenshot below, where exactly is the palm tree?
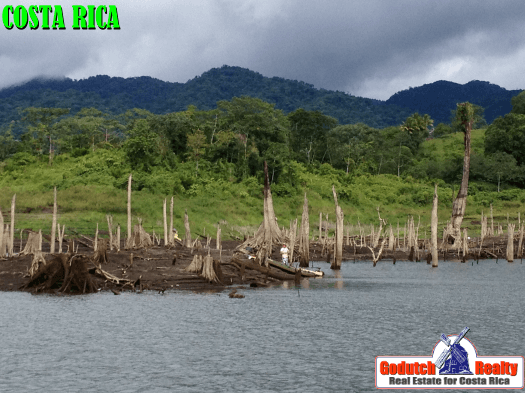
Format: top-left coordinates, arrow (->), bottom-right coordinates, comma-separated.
449,103 -> 475,243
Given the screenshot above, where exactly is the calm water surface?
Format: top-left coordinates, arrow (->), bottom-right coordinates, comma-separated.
1,260 -> 524,393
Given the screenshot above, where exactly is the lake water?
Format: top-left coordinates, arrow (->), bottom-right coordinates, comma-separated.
1,259 -> 524,392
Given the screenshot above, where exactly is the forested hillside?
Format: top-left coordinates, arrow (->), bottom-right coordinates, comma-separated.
1,66 -> 521,135
386,80 -> 522,124
1,89 -> 525,236
0,66 -> 412,131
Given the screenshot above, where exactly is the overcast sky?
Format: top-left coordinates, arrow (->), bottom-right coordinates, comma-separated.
1,0 -> 525,100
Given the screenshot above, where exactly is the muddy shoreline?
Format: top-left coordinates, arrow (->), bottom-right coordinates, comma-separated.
0,235 -> 519,294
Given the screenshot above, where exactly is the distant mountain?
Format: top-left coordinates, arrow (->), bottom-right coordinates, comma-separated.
0,66 -> 412,131
0,66 -> 522,134
385,80 -> 522,124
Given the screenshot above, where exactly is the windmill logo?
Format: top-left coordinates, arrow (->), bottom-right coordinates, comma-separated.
435,327 -> 473,375
375,326 -> 524,389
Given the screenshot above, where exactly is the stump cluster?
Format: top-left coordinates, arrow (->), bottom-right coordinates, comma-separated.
21,253 -> 98,294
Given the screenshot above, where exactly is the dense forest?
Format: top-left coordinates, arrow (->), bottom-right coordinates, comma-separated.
1,89 -> 525,193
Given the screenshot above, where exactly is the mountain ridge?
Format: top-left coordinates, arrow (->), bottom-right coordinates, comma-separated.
386,79 -> 522,124
0,65 -> 522,130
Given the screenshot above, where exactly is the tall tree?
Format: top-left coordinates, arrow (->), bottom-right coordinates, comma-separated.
216,96 -> 290,178
54,107 -> 123,152
0,122 -> 17,160
450,102 -> 475,243
123,119 -> 169,172
400,112 -> 433,153
288,109 -> 337,164
510,90 -> 525,115
21,107 -> 70,164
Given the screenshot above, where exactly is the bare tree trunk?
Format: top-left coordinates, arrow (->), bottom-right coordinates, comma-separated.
490,204 -> 494,236
517,225 -> 523,258
462,228 -> 468,258
184,209 -> 191,247
388,225 -> 395,251
0,207 -> 4,257
94,223 -> 99,252
299,193 -> 310,267
58,224 -> 65,253
9,194 -> 15,256
396,221 -> 400,249
116,225 -> 121,252
374,208 -> 385,247
126,174 -> 133,248
18,229 -> 22,254
289,218 -> 297,264
216,224 -> 221,250
169,197 -> 174,246
235,161 -> 282,266
3,225 -> 9,256
507,224 -> 515,262
50,187 -> 57,253
481,211 -> 488,239
450,105 -> 473,243
431,184 -> 439,267
331,185 -> 344,270
262,161 -> 282,245
38,229 -> 42,251
403,224 -> 407,251
325,214 -> 329,246
163,198 -> 168,247
106,215 -> 113,251
319,211 -> 322,241
21,231 -> 40,256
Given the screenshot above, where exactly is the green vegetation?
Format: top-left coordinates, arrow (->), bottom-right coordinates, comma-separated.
1,90 -> 525,240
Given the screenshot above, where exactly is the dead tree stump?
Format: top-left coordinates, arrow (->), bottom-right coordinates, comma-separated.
298,193 -> 310,267
93,238 -> 109,266
21,231 -> 41,256
21,253 -> 98,294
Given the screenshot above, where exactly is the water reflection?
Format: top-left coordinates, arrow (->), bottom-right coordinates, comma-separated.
281,278 -> 310,289
301,278 -> 310,289
334,270 -> 344,290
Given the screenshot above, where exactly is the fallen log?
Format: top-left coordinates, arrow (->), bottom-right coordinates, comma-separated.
231,257 -> 295,281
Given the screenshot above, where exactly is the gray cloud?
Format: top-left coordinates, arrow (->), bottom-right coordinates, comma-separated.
1,0 -> 524,100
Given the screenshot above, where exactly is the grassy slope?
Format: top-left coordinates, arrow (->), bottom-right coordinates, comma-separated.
0,133 -> 523,240
419,128 -> 486,160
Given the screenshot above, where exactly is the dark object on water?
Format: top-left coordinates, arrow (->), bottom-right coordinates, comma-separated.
393,257 -> 396,265
426,253 -> 432,264
250,282 -> 269,288
229,289 -> 245,299
111,288 -> 121,295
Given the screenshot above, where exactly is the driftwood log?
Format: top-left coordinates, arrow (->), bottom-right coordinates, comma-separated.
231,257 -> 295,281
